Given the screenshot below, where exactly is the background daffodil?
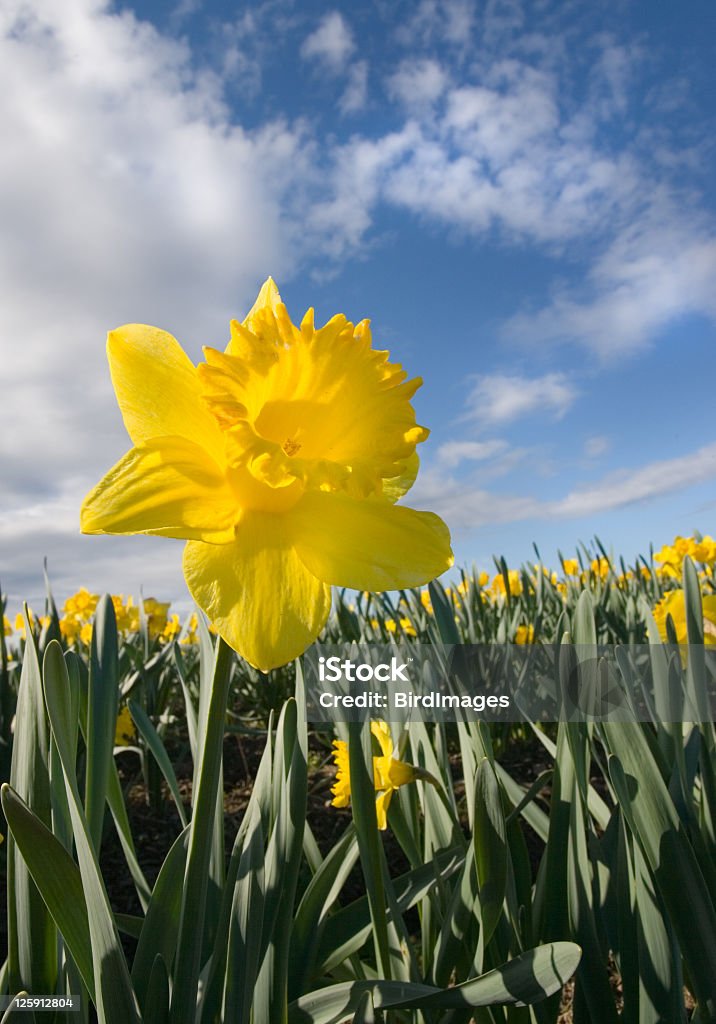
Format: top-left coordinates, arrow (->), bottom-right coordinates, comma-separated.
81,279 -> 453,671
653,589 -> 716,646
331,720 -> 422,830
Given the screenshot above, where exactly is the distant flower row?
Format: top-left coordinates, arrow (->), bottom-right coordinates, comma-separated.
4,590 -> 202,646
3,534 -> 715,651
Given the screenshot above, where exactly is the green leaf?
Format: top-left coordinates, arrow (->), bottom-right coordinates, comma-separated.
222,802 -> 265,1023
255,683 -> 309,1024
290,824 -> 359,997
43,640 -> 139,1023
7,610 -> 55,995
289,942 -> 581,1022
132,825 -> 190,1011
1,784 -> 94,998
127,699 -> 188,827
347,718 -> 391,978
351,991 -> 375,1023
85,595 -> 120,854
144,956 -> 170,1024
428,580 -> 461,645
170,637 -> 233,1024
318,846 -> 463,974
474,758 -> 508,951
605,728 -> 716,1020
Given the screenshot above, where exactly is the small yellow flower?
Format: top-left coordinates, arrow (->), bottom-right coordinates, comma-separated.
143,597 -> 171,639
81,279 -> 452,671
515,624 -> 535,644
80,622 -> 93,646
331,720 -> 420,830
562,559 -> 579,577
691,536 -> 716,565
60,616 -> 81,643
161,614 -> 182,642
492,570 -> 522,597
384,617 -> 417,637
590,557 -> 610,581
64,588 -> 99,621
113,596 -> 140,634
654,544 -> 681,577
114,705 -> 136,746
3,615 -> 12,636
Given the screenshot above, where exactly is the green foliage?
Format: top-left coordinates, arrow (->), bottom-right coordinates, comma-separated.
2,541 -> 716,1021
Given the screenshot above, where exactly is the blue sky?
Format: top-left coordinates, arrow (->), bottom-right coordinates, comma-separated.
1,0 -> 715,612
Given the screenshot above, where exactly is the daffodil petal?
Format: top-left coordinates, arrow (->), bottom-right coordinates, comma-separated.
375,790 -> 392,831
381,451 -> 420,503
370,720 -> 394,759
182,512 -> 331,672
243,276 -> 283,328
107,324 -> 225,465
81,437 -> 237,542
291,490 -> 453,591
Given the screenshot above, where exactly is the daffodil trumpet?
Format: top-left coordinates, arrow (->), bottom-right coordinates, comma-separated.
81,279 -> 453,671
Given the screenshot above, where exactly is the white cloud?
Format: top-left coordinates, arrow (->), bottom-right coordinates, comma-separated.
551,443 -> 716,519
395,0 -> 476,48
465,373 -> 577,425
584,435 -> 610,458
388,59 -> 449,109
412,442 -> 716,530
300,11 -> 354,71
0,0 -> 320,604
378,59 -> 642,246
340,60 -> 368,114
504,210 -> 716,356
436,439 -> 508,467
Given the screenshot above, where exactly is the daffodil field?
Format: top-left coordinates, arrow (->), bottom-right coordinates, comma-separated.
3,279 -> 716,1023
2,533 -> 716,1023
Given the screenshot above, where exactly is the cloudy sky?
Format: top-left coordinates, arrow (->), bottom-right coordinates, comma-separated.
1,0 -> 715,613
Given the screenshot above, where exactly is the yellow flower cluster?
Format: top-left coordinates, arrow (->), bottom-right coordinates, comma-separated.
3,590 -> 201,648
655,535 -> 716,578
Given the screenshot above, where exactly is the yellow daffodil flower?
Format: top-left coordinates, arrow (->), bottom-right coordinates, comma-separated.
491,569 -> 522,598
81,279 -> 452,670
59,616 -> 81,644
331,720 -> 422,830
384,616 -> 417,637
653,589 -> 716,646
64,588 -> 99,620
590,557 -> 611,581
115,705 -> 136,746
143,597 -> 171,639
562,559 -> 579,577
515,624 -> 535,644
